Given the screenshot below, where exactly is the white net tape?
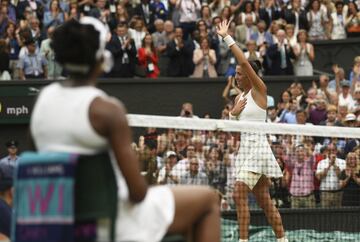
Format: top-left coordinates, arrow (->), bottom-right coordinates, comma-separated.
127,114 -> 360,139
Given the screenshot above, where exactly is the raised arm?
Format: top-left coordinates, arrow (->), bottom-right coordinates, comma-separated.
216,20 -> 267,95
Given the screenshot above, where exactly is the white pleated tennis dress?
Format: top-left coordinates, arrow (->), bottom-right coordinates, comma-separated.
233,89 -> 282,189
30,83 -> 175,242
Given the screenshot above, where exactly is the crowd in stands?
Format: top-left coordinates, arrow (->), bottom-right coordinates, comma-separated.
132,99 -> 360,210
0,0 -> 359,79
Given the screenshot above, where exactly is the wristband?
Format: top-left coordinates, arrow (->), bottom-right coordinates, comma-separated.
223,35 -> 236,47
229,111 -> 239,120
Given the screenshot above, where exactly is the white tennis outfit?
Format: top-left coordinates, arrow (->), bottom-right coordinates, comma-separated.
231,89 -> 282,189
30,82 -> 175,242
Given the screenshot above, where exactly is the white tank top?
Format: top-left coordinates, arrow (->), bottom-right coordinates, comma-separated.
30,82 -> 108,154
238,89 -> 266,122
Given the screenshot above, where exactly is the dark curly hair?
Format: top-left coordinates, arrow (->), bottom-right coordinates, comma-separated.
51,19 -> 100,80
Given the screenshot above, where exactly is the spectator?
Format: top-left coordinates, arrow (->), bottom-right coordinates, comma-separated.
316,143 -> 346,207
68,3 -> 80,21
238,1 -> 258,25
152,19 -> 165,47
219,6 -> 233,22
200,5 -> 213,29
151,0 -> 168,21
330,1 -> 347,40
179,102 -> 199,118
205,146 -> 227,194
108,4 -> 129,31
352,87 -> 360,113
89,0 -> 109,22
129,17 -> 147,51
345,1 -> 360,38
309,98 -> 327,125
267,106 -> 280,123
27,16 -> 42,46
244,40 -> 262,64
293,30 -> 314,76
258,0 -> 281,28
156,20 -> 174,77
4,22 -> 20,79
290,81 -> 307,109
166,27 -> 194,77
209,0 -> 231,18
339,152 -> 360,206
288,145 -> 315,208
0,140 -> 19,168
338,104 -> 349,122
280,99 -> 298,124
134,0 -> 156,33
267,29 -> 294,75
277,90 -> 292,118
282,0 -> 309,34
349,56 -> 360,90
295,108 -> 308,125
305,87 -> 317,107
106,23 -> 137,77
319,105 -> 342,126
316,74 -> 333,104
0,39 -> 10,80
0,5 -> 10,38
18,38 -> 47,80
329,65 -> 348,93
251,20 -> 273,47
0,163 -> 13,239
157,151 -> 179,185
174,144 -> 203,174
235,14 -> 258,50
140,139 -> 160,185
191,37 -> 217,78
179,157 -> 208,185
338,80 -> 355,110
284,24 -> 297,48
268,20 -> 281,44
307,0 -> 329,40
43,0 -> 65,30
1,0 -> 16,24
176,0 -> 201,40
40,26 -> 62,79
138,33 -> 160,78
343,113 -> 357,127
119,0 -> 135,18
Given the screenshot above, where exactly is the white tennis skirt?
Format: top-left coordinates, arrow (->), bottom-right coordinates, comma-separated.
115,186 -> 175,242
235,133 -> 282,180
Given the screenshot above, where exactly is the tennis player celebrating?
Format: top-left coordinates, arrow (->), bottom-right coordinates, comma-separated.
217,20 -> 288,242
30,17 -> 220,242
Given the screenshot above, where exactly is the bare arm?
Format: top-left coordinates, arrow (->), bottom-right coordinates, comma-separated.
89,97 -> 148,203
308,44 -> 315,62
216,20 -> 267,95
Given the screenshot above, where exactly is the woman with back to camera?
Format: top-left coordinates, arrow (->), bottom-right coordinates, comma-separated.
30,17 -> 220,242
216,19 -> 288,242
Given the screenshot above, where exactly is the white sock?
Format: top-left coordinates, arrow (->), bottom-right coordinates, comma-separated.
239,239 -> 248,242
277,237 -> 288,242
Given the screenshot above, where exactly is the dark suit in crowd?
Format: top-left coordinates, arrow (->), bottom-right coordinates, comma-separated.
106,34 -> 137,77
